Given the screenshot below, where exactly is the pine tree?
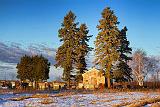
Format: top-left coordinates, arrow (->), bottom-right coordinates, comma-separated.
16,55 -> 33,81
95,7 -> 120,88
75,24 -> 92,83
113,61 -> 132,82
113,27 -> 132,82
32,55 -> 50,81
55,11 -> 78,87
16,55 -> 50,82
118,27 -> 132,61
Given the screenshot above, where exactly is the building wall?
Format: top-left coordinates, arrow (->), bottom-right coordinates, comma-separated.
82,68 -> 105,89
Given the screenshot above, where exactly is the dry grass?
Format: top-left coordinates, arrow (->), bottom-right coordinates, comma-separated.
8,92 -> 76,102
9,96 -> 31,101
112,96 -> 160,107
9,94 -> 49,101
40,98 -> 54,104
126,96 -> 160,107
79,104 -> 85,107
31,94 -> 49,98
99,98 -> 117,103
90,98 -> 117,105
90,100 -> 97,104
112,102 -> 132,107
51,92 -> 76,97
151,103 -> 160,107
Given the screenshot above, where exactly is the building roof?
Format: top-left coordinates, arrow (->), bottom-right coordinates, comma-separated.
82,68 -> 103,76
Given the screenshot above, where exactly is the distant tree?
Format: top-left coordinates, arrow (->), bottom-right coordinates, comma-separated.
75,24 -> 93,83
113,61 -> 132,82
16,55 -> 50,82
55,11 -> 78,87
32,55 -> 50,81
16,55 -> 33,81
113,27 -> 132,82
95,7 -> 120,88
129,49 -> 147,86
145,57 -> 159,82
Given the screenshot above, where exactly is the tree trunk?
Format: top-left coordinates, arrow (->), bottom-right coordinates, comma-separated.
138,81 -> 144,86
35,81 -> 38,90
107,76 -> 111,88
107,70 -> 111,88
67,79 -> 70,89
107,64 -> 111,89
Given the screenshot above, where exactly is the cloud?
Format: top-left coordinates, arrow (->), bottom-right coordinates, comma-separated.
0,41 -> 58,80
49,66 -> 63,81
0,42 -> 29,63
0,42 -> 56,64
0,61 -> 17,80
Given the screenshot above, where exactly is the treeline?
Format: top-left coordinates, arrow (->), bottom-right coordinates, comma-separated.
55,7 -> 160,88
16,7 -> 159,89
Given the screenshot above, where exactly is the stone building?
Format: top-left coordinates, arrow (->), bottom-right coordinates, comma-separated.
81,68 -> 105,89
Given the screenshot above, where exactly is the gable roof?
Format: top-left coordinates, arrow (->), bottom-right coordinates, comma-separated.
82,68 -> 102,77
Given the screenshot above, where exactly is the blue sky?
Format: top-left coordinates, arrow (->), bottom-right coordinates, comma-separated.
0,0 -> 160,55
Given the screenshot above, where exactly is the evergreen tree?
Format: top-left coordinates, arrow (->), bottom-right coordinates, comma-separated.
32,55 -> 50,81
118,27 -> 132,61
75,24 -> 92,83
95,7 -> 120,88
113,27 -> 132,82
55,11 -> 78,87
17,55 -> 33,81
16,55 -> 50,82
113,61 -> 132,82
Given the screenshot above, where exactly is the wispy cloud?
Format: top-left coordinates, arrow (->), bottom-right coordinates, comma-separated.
0,42 -> 56,64
0,42 -> 58,80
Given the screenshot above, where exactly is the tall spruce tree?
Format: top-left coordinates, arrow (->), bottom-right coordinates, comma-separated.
75,24 -> 92,83
95,7 -> 120,88
113,27 -> 132,82
118,27 -> 132,61
55,11 -> 78,87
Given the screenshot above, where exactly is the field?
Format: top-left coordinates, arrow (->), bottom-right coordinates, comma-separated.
1,90 -> 160,107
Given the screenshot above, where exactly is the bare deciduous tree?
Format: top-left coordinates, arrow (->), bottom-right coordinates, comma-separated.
129,49 -> 147,86
146,57 -> 160,82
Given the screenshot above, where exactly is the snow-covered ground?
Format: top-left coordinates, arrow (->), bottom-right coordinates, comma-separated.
0,91 -> 160,107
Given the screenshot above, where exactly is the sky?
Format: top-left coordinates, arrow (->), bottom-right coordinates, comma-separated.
0,0 -> 160,80
0,0 -> 160,55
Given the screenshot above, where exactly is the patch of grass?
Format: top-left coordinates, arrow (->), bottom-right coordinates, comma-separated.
98,98 -> 117,103
90,100 -> 97,104
112,102 -> 132,107
52,92 -> 76,97
127,96 -> 160,107
79,104 -> 85,106
112,97 -> 159,107
40,99 -> 54,104
9,94 -> 49,101
9,96 -> 31,101
31,94 -> 49,98
151,103 -> 160,107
